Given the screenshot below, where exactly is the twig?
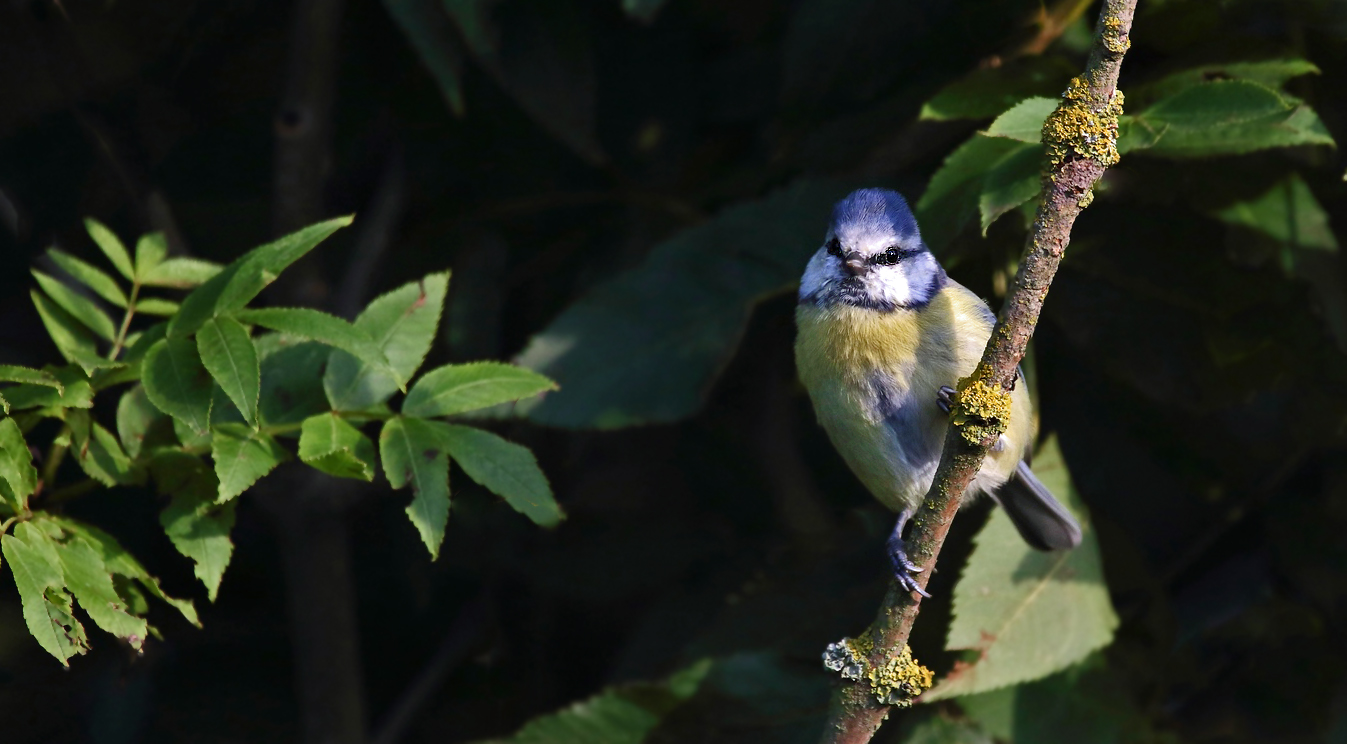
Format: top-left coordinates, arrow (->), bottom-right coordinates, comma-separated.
817,2 -> 1138,741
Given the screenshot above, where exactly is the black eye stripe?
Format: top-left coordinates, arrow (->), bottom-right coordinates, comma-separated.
871,246 -> 915,266
825,238 -> 843,257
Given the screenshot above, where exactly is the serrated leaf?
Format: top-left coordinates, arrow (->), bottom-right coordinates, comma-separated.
403,362 -> 557,418
258,340 -> 332,427
323,272 -> 449,411
0,365 -> 62,392
47,248 -> 128,307
154,452 -> 235,602
920,56 -> 1076,122
298,413 -> 377,481
42,524 -> 149,650
196,316 -> 260,426
234,307 -> 399,388
0,417 -> 39,511
2,522 -> 90,665
916,135 -> 1028,251
46,515 -> 200,627
140,257 -> 224,288
135,298 -> 181,316
1,365 -> 94,411
439,424 -> 561,527
142,337 -> 214,436
31,289 -> 108,375
32,270 -> 118,341
979,142 -> 1044,235
84,218 -> 135,280
169,216 -> 352,338
66,410 -> 139,487
380,416 -> 451,558
983,97 -> 1057,143
476,658 -> 711,744
211,423 -> 288,501
1136,58 -> 1320,105
924,436 -> 1117,700
516,181 -> 849,428
134,232 -> 168,280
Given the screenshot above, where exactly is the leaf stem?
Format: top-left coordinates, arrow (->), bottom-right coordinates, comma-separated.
109,279 -> 141,361
41,426 -> 70,493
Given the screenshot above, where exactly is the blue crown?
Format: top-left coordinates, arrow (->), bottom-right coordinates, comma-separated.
828,188 -> 921,242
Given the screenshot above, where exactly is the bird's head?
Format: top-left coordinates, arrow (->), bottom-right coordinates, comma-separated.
798,188 -> 945,311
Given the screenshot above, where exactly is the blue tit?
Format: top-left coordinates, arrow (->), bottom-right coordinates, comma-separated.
794,188 -> 1081,596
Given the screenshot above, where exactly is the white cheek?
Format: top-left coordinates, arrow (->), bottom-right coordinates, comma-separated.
867,267 -> 913,306
798,249 -> 836,300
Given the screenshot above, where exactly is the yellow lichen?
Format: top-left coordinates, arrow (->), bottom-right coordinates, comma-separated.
1101,16 -> 1131,54
1041,77 -> 1125,173
952,376 -> 1011,445
825,631 -> 934,707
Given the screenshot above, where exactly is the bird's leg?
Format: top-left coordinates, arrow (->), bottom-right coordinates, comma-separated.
936,385 -> 956,415
886,507 -> 931,598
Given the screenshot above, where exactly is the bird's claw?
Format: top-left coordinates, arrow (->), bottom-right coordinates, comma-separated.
887,534 -> 931,598
936,385 -> 956,415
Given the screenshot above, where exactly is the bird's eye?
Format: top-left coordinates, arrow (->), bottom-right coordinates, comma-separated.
826,238 -> 843,257
875,246 -> 903,266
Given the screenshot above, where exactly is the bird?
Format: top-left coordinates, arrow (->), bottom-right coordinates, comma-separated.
794,187 -> 1081,596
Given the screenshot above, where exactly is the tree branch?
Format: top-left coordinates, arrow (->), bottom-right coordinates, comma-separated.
817,2 -> 1137,741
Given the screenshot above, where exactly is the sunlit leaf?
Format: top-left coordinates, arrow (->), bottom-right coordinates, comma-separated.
439,423 -> 562,527
142,337 -> 214,436
1132,80 -> 1335,158
402,362 -> 556,418
211,423 -> 288,502
298,413 -> 377,481
1,365 -> 94,412
924,436 -> 1118,700
380,416 -> 451,558
38,521 -> 149,650
66,410 -> 140,487
235,307 -> 398,389
134,232 -> 168,280
140,257 -> 224,289
0,417 -> 39,511
46,248 -> 128,307
323,272 -> 448,411
30,289 -> 110,375
983,97 -> 1057,143
154,451 -> 235,602
84,218 -> 134,280
916,135 -> 1027,251
2,522 -> 89,665
196,316 -> 260,426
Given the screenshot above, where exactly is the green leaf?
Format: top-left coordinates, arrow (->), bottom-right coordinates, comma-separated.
516,180 -> 850,428
84,218 -> 135,280
169,216 -> 353,338
438,424 -> 562,527
475,659 -> 711,744
41,522 -> 149,650
47,515 -> 200,627
32,270 -> 118,341
1,365 -> 94,411
134,232 -> 168,280
66,410 -> 140,487
383,0 -> 466,115
0,365 -> 63,392
142,337 -> 214,436
234,307 -> 399,388
1132,80 -> 1336,158
1213,174 -> 1346,350
196,316 -> 260,426
47,248 -> 128,307
0,417 -> 39,511
978,142 -> 1044,235
323,272 -> 449,410
31,289 -> 111,375
140,257 -> 224,289
116,385 -> 168,459
919,56 -> 1076,121
924,436 -> 1118,700
258,339 -> 333,428
380,416 -> 451,558
1136,58 -> 1320,105
135,298 -> 181,316
2,522 -> 90,665
403,362 -> 557,418
983,97 -> 1057,143
916,135 -> 1027,251
211,423 -> 288,501
153,452 -> 235,602
298,413 -> 377,481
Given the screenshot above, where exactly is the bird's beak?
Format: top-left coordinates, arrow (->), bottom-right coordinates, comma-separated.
843,255 -> 868,277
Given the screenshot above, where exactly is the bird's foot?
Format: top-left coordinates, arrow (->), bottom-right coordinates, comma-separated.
936,385 -> 956,415
886,533 -> 931,598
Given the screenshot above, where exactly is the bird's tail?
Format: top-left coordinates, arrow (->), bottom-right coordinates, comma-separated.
992,461 -> 1083,551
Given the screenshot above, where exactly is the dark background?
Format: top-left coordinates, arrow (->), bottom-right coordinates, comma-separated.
2,0 -> 1346,742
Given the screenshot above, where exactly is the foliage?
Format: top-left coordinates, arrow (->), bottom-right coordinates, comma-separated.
1,219 -> 560,664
